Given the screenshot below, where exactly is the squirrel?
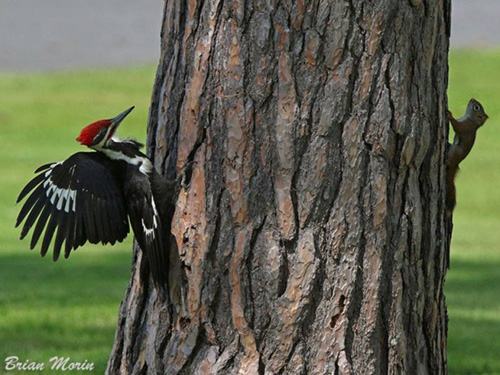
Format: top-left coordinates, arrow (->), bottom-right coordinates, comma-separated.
446,98 -> 489,216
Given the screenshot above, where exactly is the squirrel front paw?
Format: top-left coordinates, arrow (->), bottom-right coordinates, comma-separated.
446,109 -> 453,120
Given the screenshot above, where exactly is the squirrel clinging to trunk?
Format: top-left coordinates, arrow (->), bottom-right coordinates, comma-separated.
446,98 -> 489,216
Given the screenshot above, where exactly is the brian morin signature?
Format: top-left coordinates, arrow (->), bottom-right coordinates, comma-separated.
4,356 -> 95,371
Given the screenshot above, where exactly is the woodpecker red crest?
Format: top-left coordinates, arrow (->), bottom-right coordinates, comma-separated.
16,106 -> 177,288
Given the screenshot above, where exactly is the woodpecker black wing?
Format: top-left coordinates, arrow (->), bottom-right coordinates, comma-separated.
124,168 -> 168,285
16,152 -> 129,260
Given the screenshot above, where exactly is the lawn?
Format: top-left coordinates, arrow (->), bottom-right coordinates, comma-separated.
447,49 -> 500,375
0,50 -> 499,374
0,66 -> 156,374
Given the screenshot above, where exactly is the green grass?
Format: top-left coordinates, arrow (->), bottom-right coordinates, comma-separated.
447,49 -> 500,375
0,66 -> 156,374
0,51 -> 499,375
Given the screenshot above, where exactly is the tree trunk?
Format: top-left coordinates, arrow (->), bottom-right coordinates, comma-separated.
107,0 -> 451,374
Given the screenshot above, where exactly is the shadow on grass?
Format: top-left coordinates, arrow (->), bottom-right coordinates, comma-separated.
0,250 -> 131,374
2,247 -> 498,374
447,258 -> 500,375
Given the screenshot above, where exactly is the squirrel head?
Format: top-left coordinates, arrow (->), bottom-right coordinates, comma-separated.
467,98 -> 489,127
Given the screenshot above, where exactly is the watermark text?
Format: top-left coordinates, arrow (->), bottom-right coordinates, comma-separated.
4,355 -> 95,372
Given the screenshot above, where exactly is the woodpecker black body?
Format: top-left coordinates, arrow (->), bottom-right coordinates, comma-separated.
15,107 -> 177,287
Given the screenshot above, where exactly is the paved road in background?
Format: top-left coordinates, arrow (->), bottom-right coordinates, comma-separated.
0,0 -> 163,72
0,0 -> 497,72
451,0 -> 500,48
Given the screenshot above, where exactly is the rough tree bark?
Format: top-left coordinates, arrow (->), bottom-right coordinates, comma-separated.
107,0 -> 451,374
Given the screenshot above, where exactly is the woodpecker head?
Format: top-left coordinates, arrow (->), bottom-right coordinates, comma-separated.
76,106 -> 135,149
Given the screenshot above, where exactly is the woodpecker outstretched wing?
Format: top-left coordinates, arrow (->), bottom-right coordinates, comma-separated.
124,169 -> 168,285
16,152 -> 129,260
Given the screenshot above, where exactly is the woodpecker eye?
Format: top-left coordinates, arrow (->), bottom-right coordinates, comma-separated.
473,104 -> 481,111
91,128 -> 108,146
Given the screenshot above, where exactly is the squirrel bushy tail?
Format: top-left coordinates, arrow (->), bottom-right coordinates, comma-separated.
445,164 -> 459,215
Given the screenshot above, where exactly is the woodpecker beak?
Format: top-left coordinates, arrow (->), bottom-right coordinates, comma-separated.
110,106 -> 135,131
104,106 -> 135,144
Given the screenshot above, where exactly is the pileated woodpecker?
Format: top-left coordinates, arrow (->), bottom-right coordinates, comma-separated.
15,107 -> 177,286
